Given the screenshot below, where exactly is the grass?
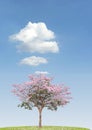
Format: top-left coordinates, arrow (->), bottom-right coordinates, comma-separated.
0,126 -> 90,130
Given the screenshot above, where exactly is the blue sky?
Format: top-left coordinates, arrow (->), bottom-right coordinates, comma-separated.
0,0 -> 92,129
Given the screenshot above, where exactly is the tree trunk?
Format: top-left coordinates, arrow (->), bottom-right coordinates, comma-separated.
38,109 -> 42,128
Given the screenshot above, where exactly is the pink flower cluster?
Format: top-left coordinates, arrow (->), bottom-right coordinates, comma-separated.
12,74 -> 71,106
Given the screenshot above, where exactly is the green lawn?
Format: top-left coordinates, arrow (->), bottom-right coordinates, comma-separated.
0,126 -> 90,130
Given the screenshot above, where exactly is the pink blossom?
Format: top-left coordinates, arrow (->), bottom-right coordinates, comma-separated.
12,74 -> 71,109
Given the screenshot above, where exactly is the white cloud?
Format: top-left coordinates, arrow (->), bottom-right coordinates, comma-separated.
35,71 -> 49,75
10,22 -> 59,53
19,56 -> 48,66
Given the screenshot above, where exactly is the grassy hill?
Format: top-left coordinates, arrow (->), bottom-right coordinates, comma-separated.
0,126 -> 90,130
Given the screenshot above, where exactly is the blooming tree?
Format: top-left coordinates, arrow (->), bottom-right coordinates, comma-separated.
12,74 -> 71,128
